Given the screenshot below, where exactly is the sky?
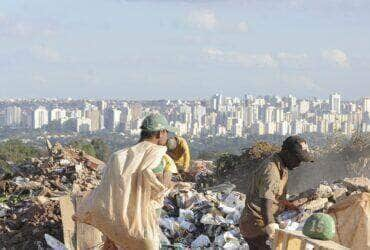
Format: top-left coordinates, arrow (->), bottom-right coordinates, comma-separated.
0,0 -> 369,100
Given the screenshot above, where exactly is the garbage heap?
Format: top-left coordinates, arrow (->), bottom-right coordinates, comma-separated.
159,182 -> 249,249
276,176 -> 370,229
0,140 -> 104,249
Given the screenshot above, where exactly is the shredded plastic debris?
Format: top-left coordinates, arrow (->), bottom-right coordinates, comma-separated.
160,182 -> 248,249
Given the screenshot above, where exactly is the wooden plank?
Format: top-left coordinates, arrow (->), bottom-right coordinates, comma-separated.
59,196 -> 76,250
288,231 -> 349,250
274,230 -> 285,250
272,229 -> 349,250
75,196 -> 104,250
286,234 -> 303,250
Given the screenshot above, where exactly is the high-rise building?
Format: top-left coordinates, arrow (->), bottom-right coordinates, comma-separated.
318,119 -> 329,134
362,97 -> 370,113
104,108 -> 121,131
329,93 -> 341,114
292,120 -> 303,134
120,106 -> 132,132
98,100 -> 107,114
5,106 -> 22,126
251,121 -> 265,135
211,94 -> 223,111
76,117 -> 92,132
244,105 -> 258,126
85,108 -> 101,131
288,94 -> 297,112
50,108 -> 67,121
265,122 -> 276,135
70,109 -> 83,119
264,106 -> 275,123
277,121 -> 290,135
33,107 -> 49,129
298,100 -> 310,114
232,121 -> 243,137
275,108 -> 284,123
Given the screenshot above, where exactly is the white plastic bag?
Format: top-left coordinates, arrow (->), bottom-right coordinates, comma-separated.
44,234 -> 68,250
191,234 -> 211,248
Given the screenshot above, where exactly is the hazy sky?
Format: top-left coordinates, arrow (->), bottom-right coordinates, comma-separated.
0,0 -> 369,100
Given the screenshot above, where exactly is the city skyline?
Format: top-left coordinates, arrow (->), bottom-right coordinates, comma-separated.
1,93 -> 370,138
1,1 -> 370,99
0,92 -> 368,102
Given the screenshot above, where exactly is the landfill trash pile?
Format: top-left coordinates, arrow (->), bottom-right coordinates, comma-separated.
188,160 -> 217,192
276,177 -> 370,231
159,181 -> 249,249
0,139 -> 104,249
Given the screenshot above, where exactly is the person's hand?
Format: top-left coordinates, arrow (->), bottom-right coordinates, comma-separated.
265,223 -> 280,239
72,214 -> 77,222
280,199 -> 299,210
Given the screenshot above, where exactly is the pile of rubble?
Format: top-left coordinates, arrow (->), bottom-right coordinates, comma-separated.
277,177 -> 370,229
1,137 -> 369,249
160,182 -> 249,249
0,140 -> 104,249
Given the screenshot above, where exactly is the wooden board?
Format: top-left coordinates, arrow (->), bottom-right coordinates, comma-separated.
59,196 -> 76,250
273,229 -> 349,250
59,195 -> 104,250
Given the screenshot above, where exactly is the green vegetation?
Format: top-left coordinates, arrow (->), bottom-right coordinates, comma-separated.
0,139 -> 40,165
69,138 -> 112,162
69,140 -> 97,157
91,138 -> 111,162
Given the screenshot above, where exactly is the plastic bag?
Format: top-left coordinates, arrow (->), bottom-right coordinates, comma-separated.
191,235 -> 210,248
179,209 -> 194,220
44,234 -> 68,250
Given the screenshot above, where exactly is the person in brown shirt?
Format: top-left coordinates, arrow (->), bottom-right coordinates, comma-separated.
240,136 -> 314,250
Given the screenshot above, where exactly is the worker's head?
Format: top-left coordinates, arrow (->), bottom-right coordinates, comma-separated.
139,113 -> 176,146
280,135 -> 314,170
166,137 -> 178,151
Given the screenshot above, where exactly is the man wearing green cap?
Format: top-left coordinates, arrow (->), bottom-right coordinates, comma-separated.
139,113 -> 177,146
74,113 -> 178,250
139,113 -> 179,188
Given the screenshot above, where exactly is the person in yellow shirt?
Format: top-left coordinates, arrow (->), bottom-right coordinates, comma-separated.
166,136 -> 191,173
152,153 -> 178,189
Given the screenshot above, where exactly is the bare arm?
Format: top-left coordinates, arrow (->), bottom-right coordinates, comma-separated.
261,198 -> 275,225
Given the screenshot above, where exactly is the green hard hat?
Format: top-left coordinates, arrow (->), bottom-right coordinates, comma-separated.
303,213 -> 336,240
140,113 -> 177,133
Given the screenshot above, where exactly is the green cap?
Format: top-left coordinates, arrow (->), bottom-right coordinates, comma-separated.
140,113 -> 177,133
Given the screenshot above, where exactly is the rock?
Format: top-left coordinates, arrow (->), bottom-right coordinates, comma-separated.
332,186 -> 348,202
35,196 -> 49,205
298,184 -> 333,200
300,198 -> 328,211
339,177 -> 370,192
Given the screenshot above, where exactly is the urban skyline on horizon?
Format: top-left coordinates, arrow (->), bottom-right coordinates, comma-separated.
0,92 -> 369,102
1,92 -> 370,138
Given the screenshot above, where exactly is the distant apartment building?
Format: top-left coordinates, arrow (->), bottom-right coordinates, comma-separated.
76,117 -> 92,133
33,107 -> 49,129
104,108 -> 121,131
50,108 -> 67,121
5,106 -> 22,126
85,108 -> 101,131
329,93 -> 341,114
